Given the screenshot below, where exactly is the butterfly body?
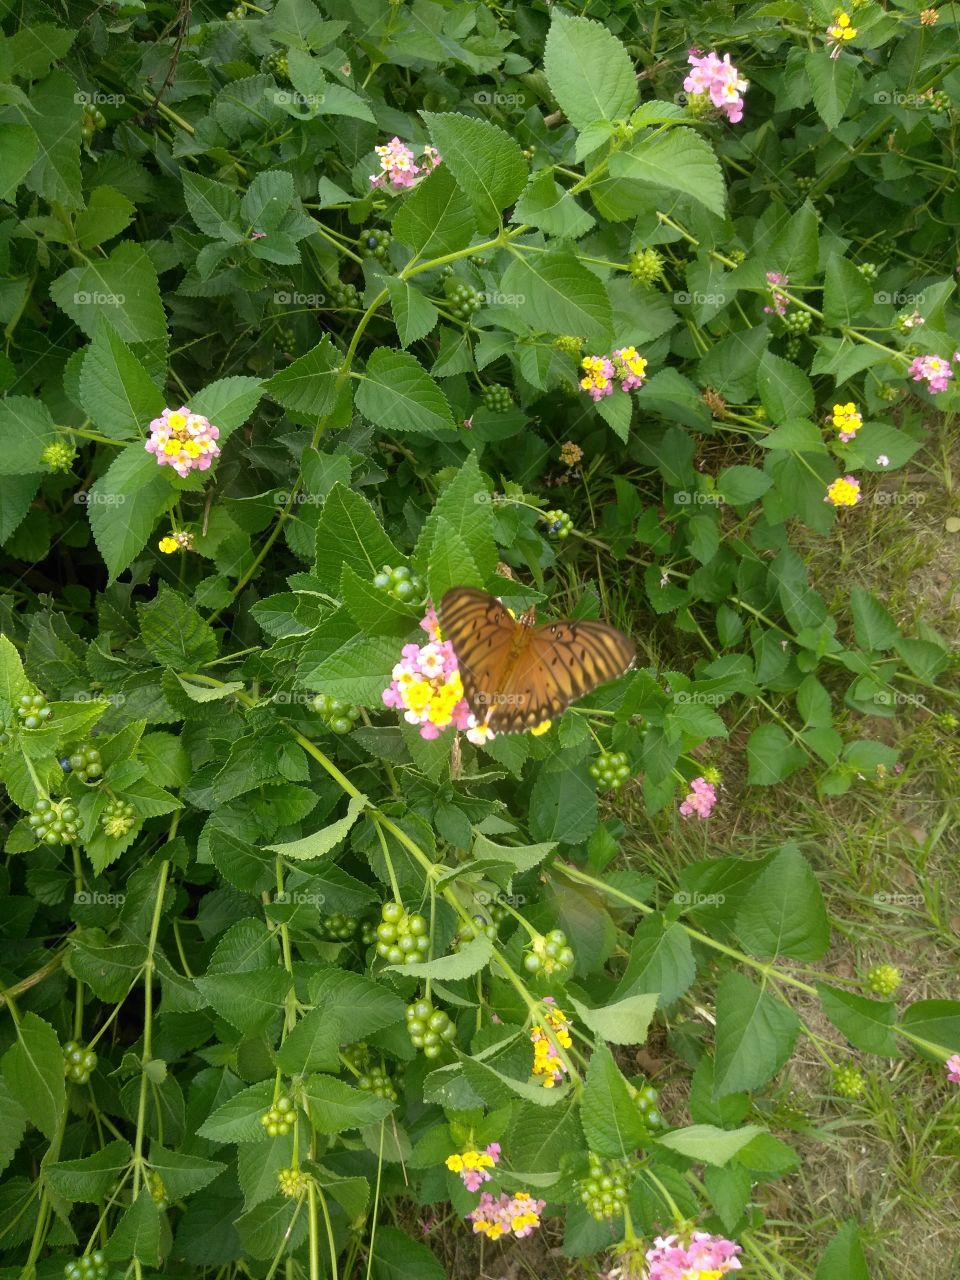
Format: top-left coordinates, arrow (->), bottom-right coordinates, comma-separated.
440,587 -> 636,734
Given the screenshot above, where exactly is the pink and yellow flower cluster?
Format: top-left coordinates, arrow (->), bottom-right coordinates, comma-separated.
467,1191 -> 546,1241
369,137 -> 442,190
643,1230 -> 742,1279
381,607 -> 491,743
580,347 -> 648,402
679,776 -> 717,819
825,475 -> 862,508
832,402 -> 862,441
908,353 -> 957,394
530,1000 -> 573,1088
683,50 -> 749,123
446,1144 -> 500,1192
145,407 -> 220,479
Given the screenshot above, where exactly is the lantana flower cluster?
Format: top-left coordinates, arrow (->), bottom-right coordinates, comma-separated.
530,999 -> 573,1088
382,607 -> 491,743
145,407 -> 221,478
467,1191 -> 546,1240
825,475 -> 862,508
643,1230 -> 742,1279
826,11 -> 857,59
763,271 -> 790,317
446,1144 -> 501,1192
679,776 -> 717,819
683,50 -> 749,123
369,137 -> 442,189
831,402 -> 862,441
580,347 -> 648,402
908,352 -> 957,394
946,1054 -> 960,1084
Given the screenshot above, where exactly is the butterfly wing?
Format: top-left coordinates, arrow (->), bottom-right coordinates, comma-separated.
441,588 -> 636,734
439,588 -> 519,717
488,617 -> 636,733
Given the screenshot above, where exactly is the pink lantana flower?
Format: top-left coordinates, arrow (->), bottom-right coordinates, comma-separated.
683,50 -> 749,123
908,353 -> 955,394
679,777 -> 717,819
145,407 -> 221,479
946,1054 -> 960,1084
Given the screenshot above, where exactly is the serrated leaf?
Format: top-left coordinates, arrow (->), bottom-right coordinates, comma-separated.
50,241 -> 167,343
609,127 -> 725,217
391,165 -> 476,260
735,844 -> 830,961
388,932 -> 493,979
501,249 -> 612,344
1,1013 -> 65,1142
714,972 -> 800,1096
569,992 -> 657,1046
78,322 -> 164,441
580,1042 -> 649,1157
46,1141 -> 133,1202
302,1075 -> 395,1132
265,792 -> 367,859
653,1124 -> 764,1167
88,444 -> 173,582
422,112 -> 528,233
193,969 -> 292,1036
355,348 -> 455,438
543,13 -> 637,130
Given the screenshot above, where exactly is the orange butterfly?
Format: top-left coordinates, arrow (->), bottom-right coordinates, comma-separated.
440,587 -> 636,735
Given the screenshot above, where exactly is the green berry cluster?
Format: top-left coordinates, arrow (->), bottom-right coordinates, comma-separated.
925,90 -> 950,114
356,1062 -> 398,1102
523,928 -> 575,976
481,384 -> 513,413
65,743 -> 102,783
265,50 -> 290,81
360,918 -> 378,945
362,229 -> 392,261
579,1152 -> 630,1221
148,1170 -> 168,1208
878,383 -> 901,402
589,750 -> 631,791
29,798 -> 80,845
312,693 -> 361,734
632,1081 -> 662,1129
278,1166 -> 310,1197
373,564 -> 425,603
274,323 -> 296,354
64,1041 -> 97,1084
865,963 -> 901,996
544,509 -> 573,539
629,247 -> 665,287
42,441 -> 76,473
318,912 -> 359,941
376,900 -> 430,964
455,913 -> 497,948
260,1095 -> 296,1137
794,175 -> 816,195
857,262 -> 879,282
101,799 -> 136,838
443,277 -> 484,319
553,334 -> 584,356
833,1064 -> 865,1098
82,107 -> 106,143
784,310 -> 812,335
405,997 -> 456,1058
64,1252 -> 108,1280
18,693 -> 51,729
328,279 -> 360,309
522,144 -> 536,161
226,4 -> 245,16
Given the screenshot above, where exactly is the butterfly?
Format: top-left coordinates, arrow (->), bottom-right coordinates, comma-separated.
440,587 -> 636,734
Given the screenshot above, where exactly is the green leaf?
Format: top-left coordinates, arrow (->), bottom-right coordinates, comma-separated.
308,968 -> 406,1041
182,171 -> 243,241
713,972 -> 800,1096
138,584 -> 218,668
850,586 -> 899,650
50,242 -> 168,343
511,171 -> 595,239
413,451 -> 497,582
193,969 -> 292,1037
313,483 -> 401,592
265,792 -> 368,859
822,257 -> 875,327
1,1012 -> 65,1142
900,998 -> 960,1058
370,1226 -> 445,1280
568,993 -> 657,1045
501,249 -> 613,344
0,397 -> 59,476
580,1043 -> 649,1158
735,844 -> 830,961
18,70 -> 82,208
302,1075 -> 395,1133
757,351 -> 815,421
528,764 -> 597,845
355,348 -> 456,438
746,724 -> 808,785
189,376 -> 263,440
78,322 -> 165,441
384,278 -> 438,348
422,112 -> 528,233
543,13 -> 637,130
104,1189 -> 161,1265
612,918 -> 695,1007
816,984 -> 898,1056
46,1141 -> 133,1202
197,1080 -> 276,1144
264,336 -> 340,418
388,933 -> 493,979
609,128 -> 725,217
0,124 -> 37,202
74,186 -> 136,249
716,465 -> 772,506
815,1221 -> 870,1280
806,50 -> 858,130
146,1146 -> 226,1200
426,518 -> 481,605
0,474 -> 39,546
391,165 -> 476,260
275,1008 -> 342,1075
340,564 -> 420,637
653,1123 -> 764,1167
472,833 -> 556,873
